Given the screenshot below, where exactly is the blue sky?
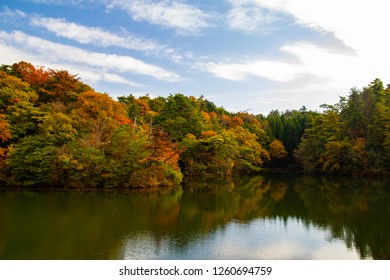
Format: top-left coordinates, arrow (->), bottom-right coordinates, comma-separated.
1,0 -> 389,114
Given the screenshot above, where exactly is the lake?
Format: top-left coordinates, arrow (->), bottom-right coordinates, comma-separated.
0,174 -> 389,259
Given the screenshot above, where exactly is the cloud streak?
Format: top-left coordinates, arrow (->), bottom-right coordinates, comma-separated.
0,6 -> 27,19
0,30 -> 180,82
30,17 -> 165,52
200,40 -> 362,99
226,0 -> 278,34
23,0 -> 97,6
106,0 -> 212,35
29,16 -> 194,64
203,58 -> 301,82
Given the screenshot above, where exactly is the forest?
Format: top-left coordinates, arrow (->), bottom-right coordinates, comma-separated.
0,62 -> 389,188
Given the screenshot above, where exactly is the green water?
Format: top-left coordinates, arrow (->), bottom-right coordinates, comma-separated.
1,174 -> 389,259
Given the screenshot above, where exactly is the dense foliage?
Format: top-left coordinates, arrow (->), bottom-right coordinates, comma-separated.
295,79 -> 390,175
0,62 -> 389,187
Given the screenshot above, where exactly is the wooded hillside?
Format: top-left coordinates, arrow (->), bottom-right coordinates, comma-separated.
1,62 -> 389,187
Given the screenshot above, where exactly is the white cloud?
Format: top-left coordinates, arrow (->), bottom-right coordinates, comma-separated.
245,0 -> 390,52
24,0 -> 96,6
0,7 -> 27,19
201,41 -> 365,90
106,0 -> 212,35
202,0 -> 390,106
2,6 -> 206,71
30,17 -> 165,53
0,43 -> 35,66
202,58 -> 302,82
0,30 -> 180,82
226,0 -> 278,33
0,42 -> 102,84
29,15 -> 203,64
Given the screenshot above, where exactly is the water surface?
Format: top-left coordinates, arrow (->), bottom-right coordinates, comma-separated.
1,174 -> 389,259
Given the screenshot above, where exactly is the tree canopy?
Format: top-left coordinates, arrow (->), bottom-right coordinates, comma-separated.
1,61 -> 389,188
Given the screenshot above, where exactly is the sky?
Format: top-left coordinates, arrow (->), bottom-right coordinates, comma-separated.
1,0 -> 389,115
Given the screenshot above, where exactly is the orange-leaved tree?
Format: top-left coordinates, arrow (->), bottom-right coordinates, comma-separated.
71,90 -> 132,149
0,114 -> 11,168
130,126 -> 183,187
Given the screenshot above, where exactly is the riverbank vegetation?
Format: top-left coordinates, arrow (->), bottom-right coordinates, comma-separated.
0,62 -> 389,187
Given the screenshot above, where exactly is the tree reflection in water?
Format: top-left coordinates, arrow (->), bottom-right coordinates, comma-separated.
0,174 -> 389,259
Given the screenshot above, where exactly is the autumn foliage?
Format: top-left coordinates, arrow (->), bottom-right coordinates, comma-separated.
0,62 -> 182,187
0,62 -> 389,188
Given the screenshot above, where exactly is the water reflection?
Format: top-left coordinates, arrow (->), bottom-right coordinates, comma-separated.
0,174 -> 389,259
121,219 -> 361,259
